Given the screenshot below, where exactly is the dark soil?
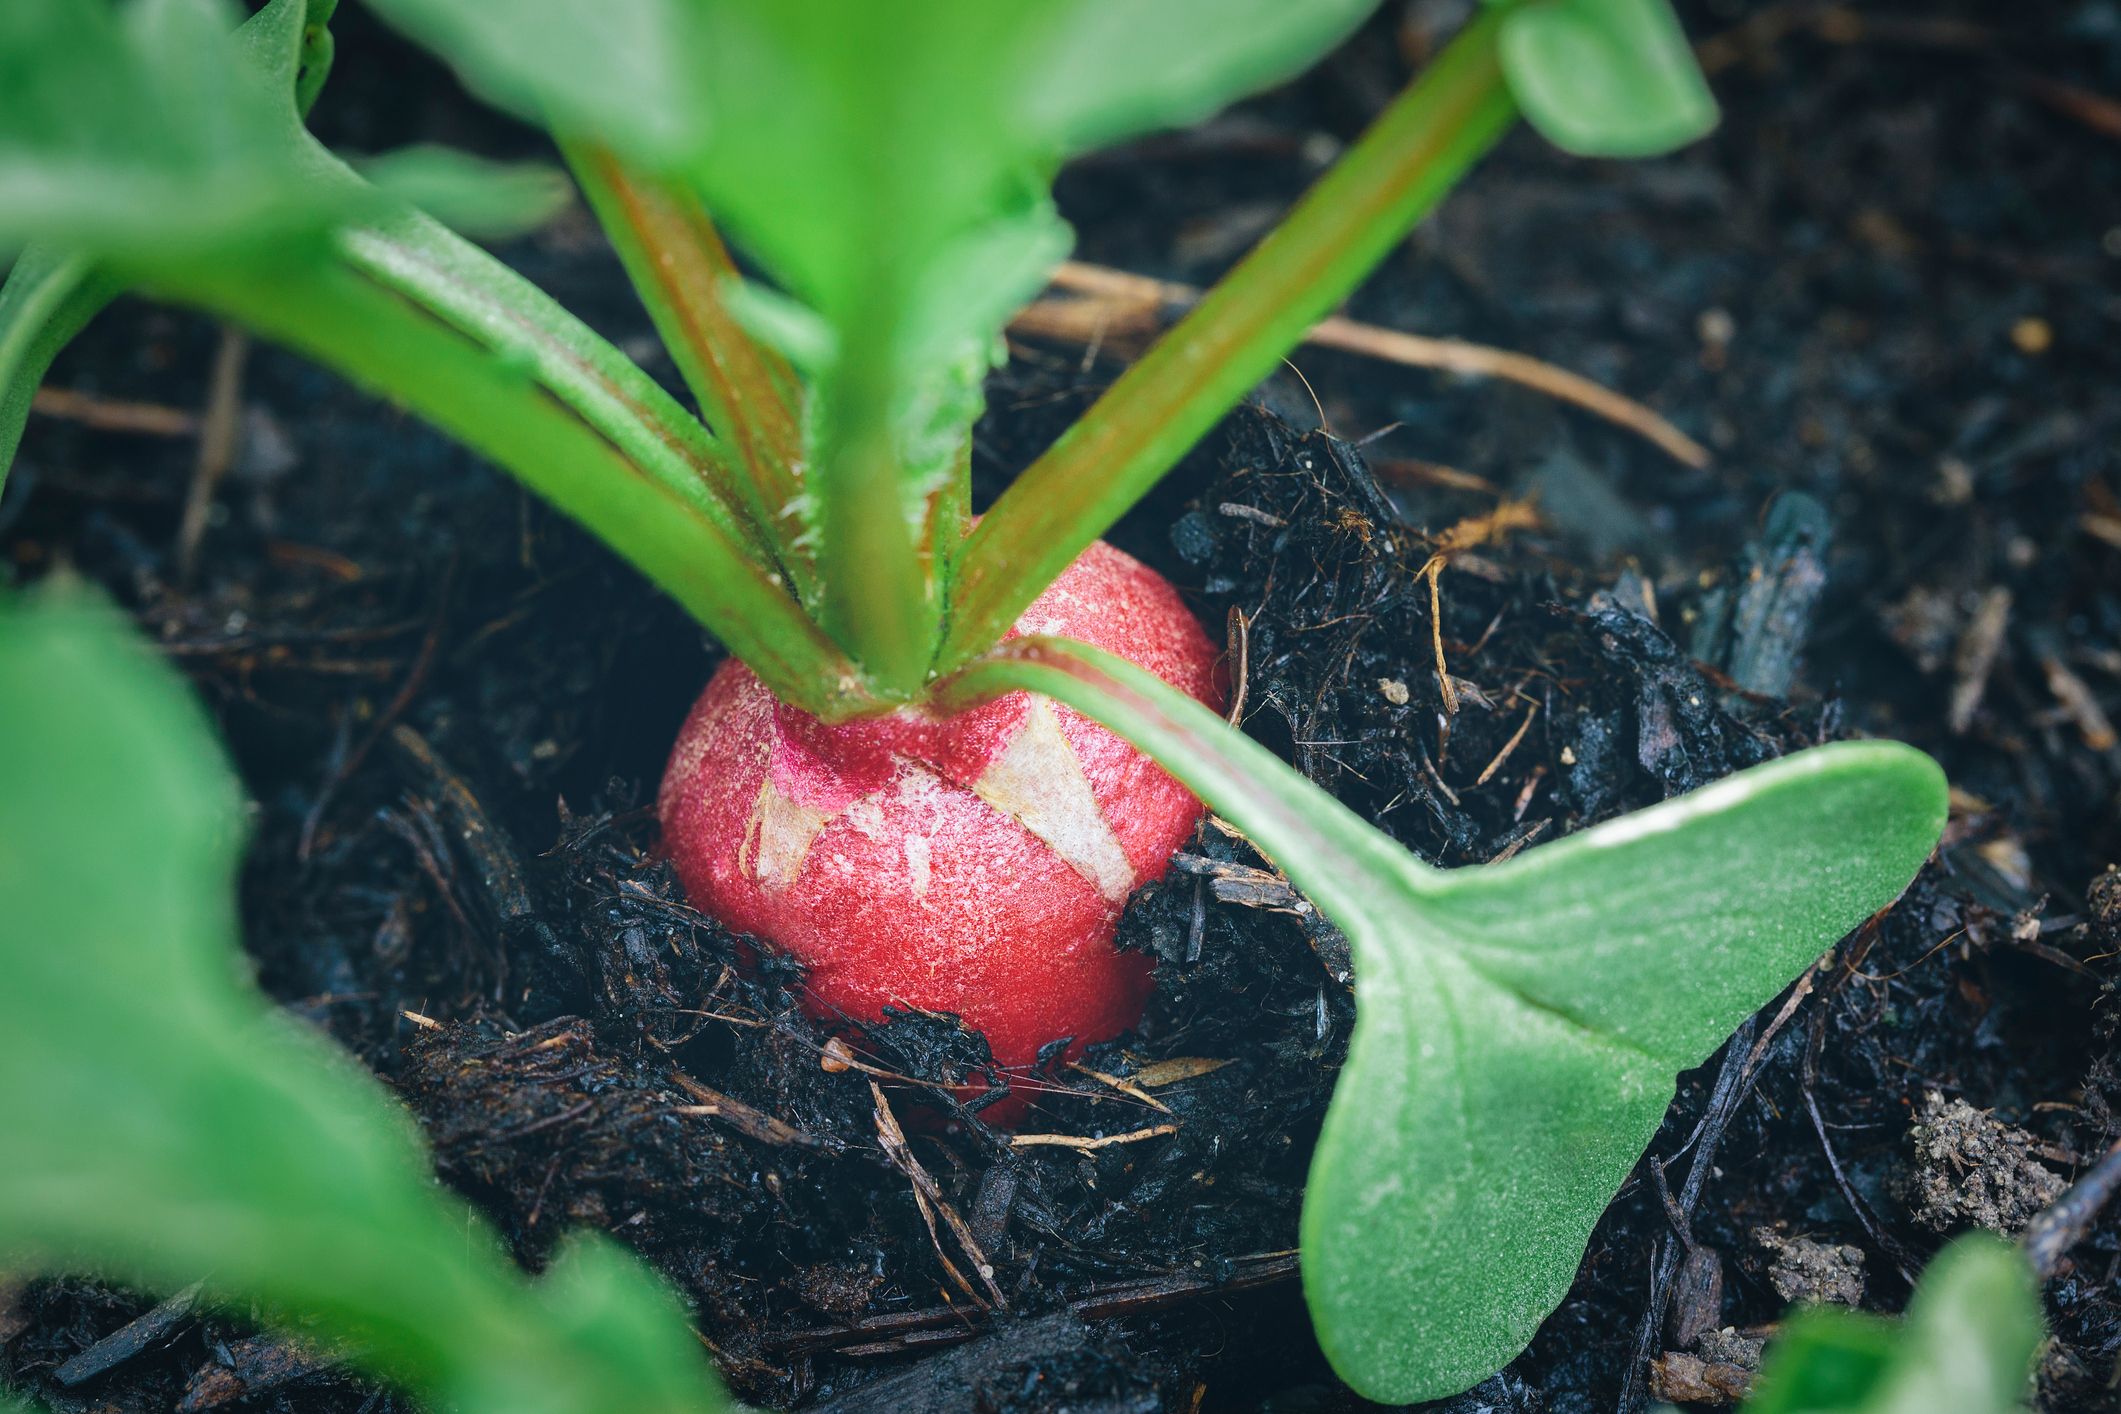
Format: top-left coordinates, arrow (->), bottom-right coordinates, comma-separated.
6,2 -> 2121,1410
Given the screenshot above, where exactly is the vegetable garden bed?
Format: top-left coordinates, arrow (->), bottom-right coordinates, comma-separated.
4,2 -> 2120,1410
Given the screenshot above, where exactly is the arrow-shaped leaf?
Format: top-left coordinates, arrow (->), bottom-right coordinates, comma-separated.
939,635 -> 1946,1403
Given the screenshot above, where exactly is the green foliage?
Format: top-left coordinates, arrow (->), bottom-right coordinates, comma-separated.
1748,1234 -> 2043,1413
1303,744 -> 1944,1402
357,0 -> 1383,688
2,0 -> 1725,688
672,0 -> 1375,683
354,0 -> 716,165
0,0 -> 552,263
350,146 -> 573,237
0,0 -> 337,476
0,250 -> 110,476
0,0 -> 347,259
1499,0 -> 1717,156
365,0 -> 1381,404
2,0 -> 861,717
943,5 -> 1521,674
939,637 -> 1947,1404
0,0 -> 557,489
0,583 -> 727,1414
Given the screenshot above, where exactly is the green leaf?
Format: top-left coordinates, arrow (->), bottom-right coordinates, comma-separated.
364,0 -> 1382,377
669,0 -> 1385,683
1748,1234 -> 2043,1413
0,0 -> 359,259
935,635 -> 1947,1404
355,0 -> 714,165
160,229 -> 872,720
355,145 -> 572,238
0,0 -> 564,263
0,0 -> 549,493
1,0 -> 864,716
1499,0 -> 1717,157
0,0 -> 332,489
0,249 -> 116,487
1303,745 -> 1945,1401
0,583 -> 728,1414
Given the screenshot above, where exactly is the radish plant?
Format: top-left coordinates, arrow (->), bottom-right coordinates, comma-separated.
0,0 -> 1948,1403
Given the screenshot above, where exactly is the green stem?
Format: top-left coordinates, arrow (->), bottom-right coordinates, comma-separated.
0,250 -> 114,490
934,635 -> 1425,924
813,316 -> 939,701
161,253 -> 872,720
338,211 -> 777,571
560,141 -> 820,607
939,5 -> 1521,674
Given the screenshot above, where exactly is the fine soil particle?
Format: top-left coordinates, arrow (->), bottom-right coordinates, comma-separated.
2091,867 -> 2121,949
1905,1091 -> 2069,1237
1648,1351 -> 1755,1408
1752,1226 -> 1868,1308
1695,1328 -> 1767,1372
7,2 -> 2121,1411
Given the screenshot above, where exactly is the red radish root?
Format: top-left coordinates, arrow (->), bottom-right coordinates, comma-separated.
659,541 -> 1222,1096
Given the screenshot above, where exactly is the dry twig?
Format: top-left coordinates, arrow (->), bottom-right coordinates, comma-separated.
29,385 -> 200,437
1066,1063 -> 1170,1114
1417,500 -> 1540,716
1011,1124 -> 1180,1152
175,327 -> 249,582
870,1081 -> 1007,1309
1013,261 -> 1711,467
671,1071 -> 830,1150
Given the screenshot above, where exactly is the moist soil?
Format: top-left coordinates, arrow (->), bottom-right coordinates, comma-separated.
6,3 -> 2121,1410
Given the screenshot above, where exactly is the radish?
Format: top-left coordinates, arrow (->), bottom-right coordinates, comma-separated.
659,540 -> 1223,1099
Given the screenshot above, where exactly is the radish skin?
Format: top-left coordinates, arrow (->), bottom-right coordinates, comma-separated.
659,541 -> 1222,1098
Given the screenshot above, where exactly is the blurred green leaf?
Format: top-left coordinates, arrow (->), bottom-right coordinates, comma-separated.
0,250 -> 113,481
1747,1234 -> 2043,1414
681,0 -> 1386,683
0,0 -> 560,262
1499,0 -> 1717,156
939,635 -> 1947,1404
1,0 -> 324,486
354,0 -> 715,165
0,584 -> 726,1414
0,0 -> 356,258
355,145 -> 573,236
362,0 -> 1382,379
